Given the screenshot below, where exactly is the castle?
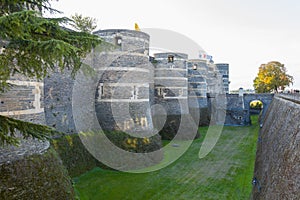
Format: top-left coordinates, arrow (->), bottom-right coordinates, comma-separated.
0,29 -> 231,139
2,29 -> 299,199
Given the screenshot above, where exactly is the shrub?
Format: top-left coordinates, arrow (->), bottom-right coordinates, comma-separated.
103,130 -> 162,153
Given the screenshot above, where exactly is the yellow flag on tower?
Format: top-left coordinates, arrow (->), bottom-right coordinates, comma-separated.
135,23 -> 140,31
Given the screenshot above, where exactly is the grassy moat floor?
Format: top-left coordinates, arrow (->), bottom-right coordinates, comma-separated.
74,116 -> 259,200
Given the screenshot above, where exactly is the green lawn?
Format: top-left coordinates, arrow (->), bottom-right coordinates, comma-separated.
74,116 -> 259,200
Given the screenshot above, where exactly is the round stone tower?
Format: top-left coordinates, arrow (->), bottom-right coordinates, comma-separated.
187,59 -> 209,125
44,29 -> 162,170
187,60 -> 208,106
152,52 -> 192,139
94,29 -> 149,54
0,74 -> 45,125
93,29 -> 154,136
44,29 -> 154,136
153,52 -> 189,114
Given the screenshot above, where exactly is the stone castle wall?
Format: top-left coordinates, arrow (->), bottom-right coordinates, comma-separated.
1,29 -> 229,134
243,93 -> 274,125
215,63 -> 229,93
224,94 -> 246,126
153,52 -> 189,115
152,52 -> 190,139
0,29 -> 229,199
44,69 -> 76,134
0,75 -> 45,124
93,29 -> 154,135
252,94 -> 300,199
187,60 -> 210,125
42,29 -> 226,138
93,29 -> 150,54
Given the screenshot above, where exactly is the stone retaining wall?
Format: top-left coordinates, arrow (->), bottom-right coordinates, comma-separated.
252,94 -> 300,199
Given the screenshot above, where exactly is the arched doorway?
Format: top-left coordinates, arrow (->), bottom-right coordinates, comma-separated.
243,94 -> 274,126
250,100 -> 263,114
249,100 -> 263,125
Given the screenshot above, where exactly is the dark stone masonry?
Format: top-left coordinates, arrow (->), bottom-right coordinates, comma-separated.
252,94 -> 300,199
2,29 -> 298,199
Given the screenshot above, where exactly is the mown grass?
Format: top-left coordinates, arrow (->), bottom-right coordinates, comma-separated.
74,115 -> 259,200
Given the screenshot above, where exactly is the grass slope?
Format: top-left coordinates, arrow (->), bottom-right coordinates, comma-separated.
74,116 -> 259,200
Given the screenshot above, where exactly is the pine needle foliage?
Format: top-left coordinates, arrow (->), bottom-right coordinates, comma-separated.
0,115 -> 58,146
0,0 -> 102,145
0,0 -> 102,92
71,13 -> 97,33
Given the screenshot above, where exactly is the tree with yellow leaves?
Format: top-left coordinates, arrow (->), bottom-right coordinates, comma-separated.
253,61 -> 293,93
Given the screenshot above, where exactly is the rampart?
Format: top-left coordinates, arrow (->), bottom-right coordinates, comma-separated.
252,94 -> 300,199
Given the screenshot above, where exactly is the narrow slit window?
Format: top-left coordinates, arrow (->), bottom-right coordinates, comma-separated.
133,86 -> 138,99
98,83 -> 104,99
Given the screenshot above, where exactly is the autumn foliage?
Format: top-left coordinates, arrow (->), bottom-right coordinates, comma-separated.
253,61 -> 293,93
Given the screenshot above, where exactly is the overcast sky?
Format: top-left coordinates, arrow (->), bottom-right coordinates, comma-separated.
50,0 -> 300,90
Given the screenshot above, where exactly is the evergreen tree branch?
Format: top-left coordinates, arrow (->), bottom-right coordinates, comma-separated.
0,10 -> 102,92
0,115 -> 59,146
0,0 -> 103,146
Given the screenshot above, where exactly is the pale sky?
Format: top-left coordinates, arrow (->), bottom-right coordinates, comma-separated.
50,0 -> 300,90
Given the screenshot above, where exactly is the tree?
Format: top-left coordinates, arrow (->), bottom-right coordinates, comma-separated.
0,0 -> 102,145
250,100 -> 263,109
253,61 -> 293,93
71,13 -> 97,33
